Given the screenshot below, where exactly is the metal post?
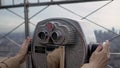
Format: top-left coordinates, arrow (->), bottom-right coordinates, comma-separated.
12,0 -> 14,5
51,0 -> 53,2
37,0 -> 39,3
0,0 -> 1,6
24,1 -> 31,68
24,0 -> 29,38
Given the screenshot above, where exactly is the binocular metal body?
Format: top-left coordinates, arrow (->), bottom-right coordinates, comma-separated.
28,18 -> 98,68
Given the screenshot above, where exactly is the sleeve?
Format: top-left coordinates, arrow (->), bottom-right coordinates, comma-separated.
0,57 -> 20,68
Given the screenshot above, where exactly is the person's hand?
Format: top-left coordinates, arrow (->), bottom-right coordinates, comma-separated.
16,37 -> 31,64
90,40 -> 110,68
82,40 -> 110,68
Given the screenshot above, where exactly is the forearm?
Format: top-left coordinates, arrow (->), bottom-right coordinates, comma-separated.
0,56 -> 20,68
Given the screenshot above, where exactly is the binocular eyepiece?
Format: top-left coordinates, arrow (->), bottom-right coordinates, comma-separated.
38,31 -> 48,40
38,31 -> 62,43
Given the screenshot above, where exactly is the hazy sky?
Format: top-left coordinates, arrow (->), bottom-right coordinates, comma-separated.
0,0 -> 120,33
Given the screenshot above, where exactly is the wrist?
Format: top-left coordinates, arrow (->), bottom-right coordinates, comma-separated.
15,55 -> 22,63
89,62 -> 101,68
15,54 -> 26,64
81,63 -> 94,68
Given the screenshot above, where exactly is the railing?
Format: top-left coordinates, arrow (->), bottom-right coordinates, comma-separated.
0,0 -> 120,68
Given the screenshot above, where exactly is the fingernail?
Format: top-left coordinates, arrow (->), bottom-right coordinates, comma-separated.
103,42 -> 106,47
106,40 -> 109,42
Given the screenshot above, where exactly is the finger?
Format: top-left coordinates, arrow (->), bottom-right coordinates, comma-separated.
106,40 -> 110,57
21,37 -> 31,52
24,37 -> 31,46
102,40 -> 110,53
26,37 -> 31,43
95,44 -> 103,52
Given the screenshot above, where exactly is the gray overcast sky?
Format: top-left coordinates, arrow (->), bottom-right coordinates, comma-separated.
0,0 -> 120,33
